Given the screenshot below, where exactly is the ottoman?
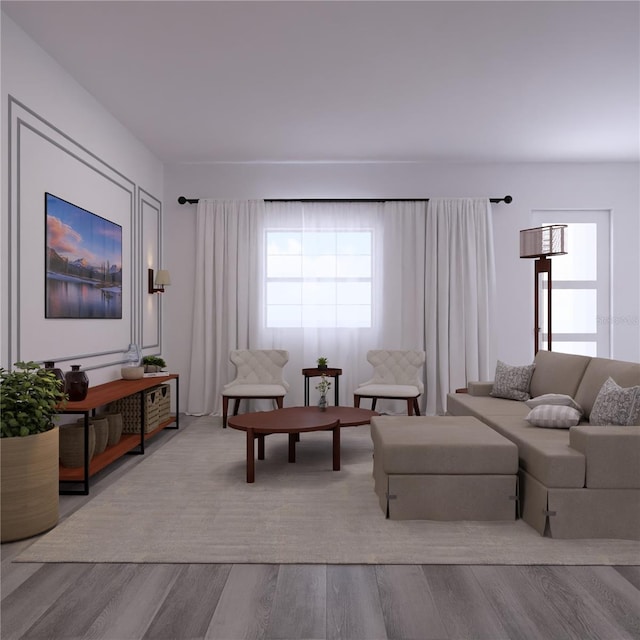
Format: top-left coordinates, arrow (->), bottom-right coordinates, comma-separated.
370,416 -> 519,520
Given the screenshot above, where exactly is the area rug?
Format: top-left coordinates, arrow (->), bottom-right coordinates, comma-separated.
17,416 -> 640,565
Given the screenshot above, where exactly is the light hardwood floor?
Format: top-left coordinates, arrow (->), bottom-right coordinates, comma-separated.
2,417 -> 639,640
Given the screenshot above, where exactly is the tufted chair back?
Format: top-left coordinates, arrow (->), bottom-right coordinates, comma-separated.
365,350 -> 425,393
227,349 -> 290,389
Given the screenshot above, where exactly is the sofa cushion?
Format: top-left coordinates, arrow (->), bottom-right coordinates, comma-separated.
525,405 -> 582,429
490,360 -> 535,401
570,425 -> 640,488
446,393 -> 530,421
482,415 -> 586,488
525,393 -> 583,413
589,377 -> 640,426
529,350 -> 591,399
574,357 -> 640,419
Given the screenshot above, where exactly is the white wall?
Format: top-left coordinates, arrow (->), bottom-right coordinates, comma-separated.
1,14 -> 164,386
164,161 -> 640,400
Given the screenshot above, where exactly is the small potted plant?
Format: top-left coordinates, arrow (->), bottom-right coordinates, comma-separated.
0,361 -> 66,542
142,355 -> 166,373
317,356 -> 328,370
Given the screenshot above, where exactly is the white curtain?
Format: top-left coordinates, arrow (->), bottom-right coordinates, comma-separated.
186,199 -> 264,415
424,198 -> 496,414
186,197 -> 495,416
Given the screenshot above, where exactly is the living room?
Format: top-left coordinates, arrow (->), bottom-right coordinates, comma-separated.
1,2 -> 639,639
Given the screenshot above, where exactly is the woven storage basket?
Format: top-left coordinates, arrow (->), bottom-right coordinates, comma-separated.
157,384 -> 171,423
108,388 -> 160,434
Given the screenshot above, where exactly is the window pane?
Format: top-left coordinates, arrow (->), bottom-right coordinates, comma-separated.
302,232 -> 336,255
267,255 -> 301,278
302,255 -> 337,277
337,232 -> 371,254
267,232 -> 301,255
543,223 -> 597,280
546,341 -> 597,357
267,282 -> 301,304
551,289 -> 597,333
265,229 -> 372,328
337,255 -> 371,277
302,282 -> 336,305
337,282 -> 371,305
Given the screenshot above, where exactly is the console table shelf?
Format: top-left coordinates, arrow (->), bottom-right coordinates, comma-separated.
58,374 -> 179,495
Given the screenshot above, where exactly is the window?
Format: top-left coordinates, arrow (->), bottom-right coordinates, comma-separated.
265,229 -> 373,328
533,211 -> 611,357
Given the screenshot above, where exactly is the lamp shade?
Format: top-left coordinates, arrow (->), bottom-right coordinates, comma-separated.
520,225 -> 567,259
154,269 -> 171,286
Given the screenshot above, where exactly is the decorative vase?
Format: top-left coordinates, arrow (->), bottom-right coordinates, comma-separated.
43,361 -> 65,388
319,394 -> 327,411
65,365 -> 89,401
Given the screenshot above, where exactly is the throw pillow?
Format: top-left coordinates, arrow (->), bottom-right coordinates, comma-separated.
589,377 -> 640,426
525,393 -> 583,413
490,360 -> 535,401
525,405 -> 582,429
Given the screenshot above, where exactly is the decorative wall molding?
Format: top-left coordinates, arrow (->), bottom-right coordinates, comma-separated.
6,96 -> 162,372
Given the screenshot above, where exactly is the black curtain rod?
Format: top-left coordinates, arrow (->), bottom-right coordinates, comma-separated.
178,195 -> 513,205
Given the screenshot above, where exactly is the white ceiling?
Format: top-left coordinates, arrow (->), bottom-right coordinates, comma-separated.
3,1 -> 639,165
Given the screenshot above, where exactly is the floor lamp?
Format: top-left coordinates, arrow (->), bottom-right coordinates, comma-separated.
520,225 -> 567,354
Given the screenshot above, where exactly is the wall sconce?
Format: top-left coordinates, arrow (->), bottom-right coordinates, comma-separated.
148,268 -> 171,294
520,225 -> 567,353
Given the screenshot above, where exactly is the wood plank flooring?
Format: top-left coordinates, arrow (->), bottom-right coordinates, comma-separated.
2,417 -> 639,640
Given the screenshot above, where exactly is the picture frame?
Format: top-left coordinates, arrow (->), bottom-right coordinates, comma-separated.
45,192 -> 123,319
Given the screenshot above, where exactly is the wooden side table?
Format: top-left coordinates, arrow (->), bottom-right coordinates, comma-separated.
302,367 -> 343,406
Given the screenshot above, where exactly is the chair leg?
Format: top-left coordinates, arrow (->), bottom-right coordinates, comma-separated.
222,396 -> 229,429
407,399 -> 414,416
233,399 -> 241,416
371,398 -> 377,411
275,396 -> 284,409
354,395 -> 361,408
413,398 -> 421,416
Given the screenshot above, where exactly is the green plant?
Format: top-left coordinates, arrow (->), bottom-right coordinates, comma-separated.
317,357 -> 328,367
0,361 -> 66,438
315,374 -> 332,395
142,355 -> 166,368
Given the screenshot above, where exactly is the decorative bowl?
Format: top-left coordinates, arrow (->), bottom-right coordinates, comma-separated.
121,366 -> 144,380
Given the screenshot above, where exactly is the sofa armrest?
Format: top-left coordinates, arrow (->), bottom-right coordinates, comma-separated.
570,426 -> 640,489
467,381 -> 493,397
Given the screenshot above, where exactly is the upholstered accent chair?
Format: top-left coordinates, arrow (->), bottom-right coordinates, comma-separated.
354,349 -> 426,415
222,349 -> 290,428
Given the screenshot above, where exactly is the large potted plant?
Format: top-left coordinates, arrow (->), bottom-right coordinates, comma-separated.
0,361 -> 66,542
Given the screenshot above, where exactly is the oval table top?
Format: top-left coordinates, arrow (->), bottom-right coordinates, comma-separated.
227,405 -> 377,433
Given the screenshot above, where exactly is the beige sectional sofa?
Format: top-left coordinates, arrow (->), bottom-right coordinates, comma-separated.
446,350 -> 640,540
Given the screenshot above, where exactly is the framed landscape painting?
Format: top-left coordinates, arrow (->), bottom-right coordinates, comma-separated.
45,192 -> 123,319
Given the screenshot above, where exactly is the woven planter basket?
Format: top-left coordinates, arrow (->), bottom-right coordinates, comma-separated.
100,412 -> 124,446
59,423 -> 95,468
76,417 -> 109,454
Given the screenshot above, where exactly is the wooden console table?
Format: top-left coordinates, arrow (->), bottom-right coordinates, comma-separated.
58,374 -> 179,495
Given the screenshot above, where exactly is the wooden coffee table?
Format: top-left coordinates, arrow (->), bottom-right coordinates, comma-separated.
227,406 -> 377,483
